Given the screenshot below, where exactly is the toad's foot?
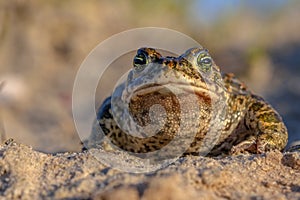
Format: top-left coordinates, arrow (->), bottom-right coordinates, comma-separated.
231,96 -> 288,155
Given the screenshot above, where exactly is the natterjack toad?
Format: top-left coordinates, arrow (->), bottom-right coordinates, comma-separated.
87,47 -> 289,156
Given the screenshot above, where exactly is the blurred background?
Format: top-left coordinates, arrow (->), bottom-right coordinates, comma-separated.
0,0 -> 299,153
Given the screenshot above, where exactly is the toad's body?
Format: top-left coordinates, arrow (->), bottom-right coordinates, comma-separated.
87,47 -> 288,156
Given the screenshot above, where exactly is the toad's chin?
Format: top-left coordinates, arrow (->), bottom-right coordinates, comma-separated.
131,83 -> 218,102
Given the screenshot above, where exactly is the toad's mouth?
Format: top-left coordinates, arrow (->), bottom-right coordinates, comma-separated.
131,83 -> 218,100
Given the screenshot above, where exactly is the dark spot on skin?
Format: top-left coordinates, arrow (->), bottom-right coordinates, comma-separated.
117,132 -> 122,138
101,111 -> 111,120
100,167 -> 110,175
251,102 -> 264,112
148,140 -> 157,144
144,144 -> 151,151
159,141 -> 165,145
190,141 -> 197,147
238,98 -> 244,105
100,125 -> 110,135
264,124 -> 278,131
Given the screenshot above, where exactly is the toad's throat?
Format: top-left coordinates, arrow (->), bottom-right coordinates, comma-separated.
127,83 -> 214,137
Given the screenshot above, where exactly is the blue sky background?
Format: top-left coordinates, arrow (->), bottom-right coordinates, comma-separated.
192,0 -> 289,23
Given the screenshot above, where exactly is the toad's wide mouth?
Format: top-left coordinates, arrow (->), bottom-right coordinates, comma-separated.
130,82 -> 219,100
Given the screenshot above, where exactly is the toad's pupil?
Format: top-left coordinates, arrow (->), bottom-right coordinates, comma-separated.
202,58 -> 211,64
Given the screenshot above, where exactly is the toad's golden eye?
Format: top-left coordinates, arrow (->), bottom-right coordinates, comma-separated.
133,52 -> 148,71
197,53 -> 212,72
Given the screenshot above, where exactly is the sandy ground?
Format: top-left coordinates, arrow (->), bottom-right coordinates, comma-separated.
1,1 -> 300,154
0,140 -> 299,200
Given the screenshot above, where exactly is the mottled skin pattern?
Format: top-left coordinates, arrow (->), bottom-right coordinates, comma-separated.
87,47 -> 289,156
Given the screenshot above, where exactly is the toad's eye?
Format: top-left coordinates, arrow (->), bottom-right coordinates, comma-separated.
197,54 -> 212,72
133,52 -> 148,71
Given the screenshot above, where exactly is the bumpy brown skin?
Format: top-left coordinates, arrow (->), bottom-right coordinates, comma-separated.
88,47 -> 288,156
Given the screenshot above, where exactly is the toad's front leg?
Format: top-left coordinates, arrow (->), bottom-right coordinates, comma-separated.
231,95 -> 288,155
